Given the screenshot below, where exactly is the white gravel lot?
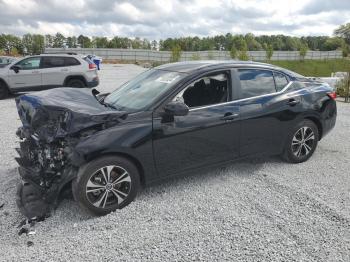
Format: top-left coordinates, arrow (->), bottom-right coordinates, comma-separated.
0,64 -> 349,261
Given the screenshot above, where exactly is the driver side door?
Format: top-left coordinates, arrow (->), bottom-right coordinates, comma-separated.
152,70 -> 241,177
8,57 -> 42,91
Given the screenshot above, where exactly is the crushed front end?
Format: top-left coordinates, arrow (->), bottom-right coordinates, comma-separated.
15,127 -> 79,219
14,88 -> 126,219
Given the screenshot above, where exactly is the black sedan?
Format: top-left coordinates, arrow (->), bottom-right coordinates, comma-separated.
15,61 -> 337,218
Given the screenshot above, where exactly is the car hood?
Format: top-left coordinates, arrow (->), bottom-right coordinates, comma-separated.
15,88 -> 127,142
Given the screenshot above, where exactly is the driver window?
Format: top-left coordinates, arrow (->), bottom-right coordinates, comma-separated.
174,72 -> 229,108
16,57 -> 41,70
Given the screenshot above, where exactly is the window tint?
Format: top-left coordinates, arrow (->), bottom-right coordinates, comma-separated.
41,57 -> 65,68
274,72 -> 289,91
64,57 -> 80,66
174,72 -> 229,108
238,69 -> 276,99
16,57 -> 41,70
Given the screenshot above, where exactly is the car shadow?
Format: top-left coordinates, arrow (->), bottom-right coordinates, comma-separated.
2,93 -> 20,100
138,155 -> 284,197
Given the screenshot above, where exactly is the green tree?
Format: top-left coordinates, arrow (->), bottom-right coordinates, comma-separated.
335,23 -> 350,44
299,43 -> 308,61
170,45 -> 182,62
66,36 -> 78,48
237,41 -> 249,61
93,37 -> 108,48
265,44 -> 274,61
77,35 -> 92,48
0,34 -> 23,55
45,34 -> 54,48
22,34 -> 44,54
53,33 -> 65,48
230,45 -> 237,59
323,37 -> 345,51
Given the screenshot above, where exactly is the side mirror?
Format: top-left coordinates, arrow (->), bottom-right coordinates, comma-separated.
10,65 -> 20,73
164,101 -> 189,116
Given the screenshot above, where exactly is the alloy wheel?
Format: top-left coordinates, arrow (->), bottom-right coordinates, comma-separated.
291,127 -> 315,158
85,165 -> 131,209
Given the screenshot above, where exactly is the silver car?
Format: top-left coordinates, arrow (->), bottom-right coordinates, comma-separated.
0,53 -> 99,99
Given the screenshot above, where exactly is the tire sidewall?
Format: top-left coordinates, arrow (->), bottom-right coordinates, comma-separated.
284,120 -> 319,163
67,79 -> 85,88
0,81 -> 9,99
73,156 -> 140,216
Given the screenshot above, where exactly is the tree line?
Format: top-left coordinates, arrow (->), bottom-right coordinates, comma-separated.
1,23 -> 349,57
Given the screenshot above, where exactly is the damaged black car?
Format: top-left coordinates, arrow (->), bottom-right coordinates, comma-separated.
15,61 -> 337,219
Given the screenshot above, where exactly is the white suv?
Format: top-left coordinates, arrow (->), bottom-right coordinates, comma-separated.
0,53 -> 99,99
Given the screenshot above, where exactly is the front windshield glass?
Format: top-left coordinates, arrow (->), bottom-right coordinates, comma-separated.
104,69 -> 186,112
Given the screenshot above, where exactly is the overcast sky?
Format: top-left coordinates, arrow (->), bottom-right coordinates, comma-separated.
1,0 -> 350,39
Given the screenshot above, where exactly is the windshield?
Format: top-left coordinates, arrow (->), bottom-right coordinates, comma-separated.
0,57 -> 14,65
104,69 -> 186,112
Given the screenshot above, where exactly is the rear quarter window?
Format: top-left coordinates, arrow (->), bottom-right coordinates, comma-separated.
274,72 -> 289,91
64,57 -> 80,66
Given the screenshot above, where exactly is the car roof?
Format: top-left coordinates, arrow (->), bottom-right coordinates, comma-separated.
38,53 -> 81,57
155,60 -> 297,76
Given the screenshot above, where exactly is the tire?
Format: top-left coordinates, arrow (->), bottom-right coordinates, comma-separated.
283,119 -> 319,163
66,78 -> 85,88
72,155 -> 140,216
0,81 -> 9,99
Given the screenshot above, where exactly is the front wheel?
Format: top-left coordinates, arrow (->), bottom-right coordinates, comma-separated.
283,120 -> 319,163
72,156 -> 140,216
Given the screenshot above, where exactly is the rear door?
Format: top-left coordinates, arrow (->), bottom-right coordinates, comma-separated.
41,56 -> 70,87
235,68 -> 303,156
8,57 -> 42,90
152,70 -> 241,177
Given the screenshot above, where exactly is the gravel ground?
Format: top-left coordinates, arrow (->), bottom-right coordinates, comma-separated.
0,64 -> 349,261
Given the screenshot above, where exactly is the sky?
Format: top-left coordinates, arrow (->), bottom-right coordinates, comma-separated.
0,0 -> 350,39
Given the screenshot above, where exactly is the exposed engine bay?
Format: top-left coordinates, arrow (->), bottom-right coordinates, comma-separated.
14,88 -> 126,219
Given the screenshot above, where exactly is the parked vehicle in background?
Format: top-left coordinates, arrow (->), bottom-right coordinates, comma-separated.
0,53 -> 99,99
14,61 -> 337,219
0,56 -> 17,68
84,55 -> 102,70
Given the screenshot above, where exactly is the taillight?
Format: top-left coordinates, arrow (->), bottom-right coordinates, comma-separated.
89,63 -> 96,70
327,91 -> 337,100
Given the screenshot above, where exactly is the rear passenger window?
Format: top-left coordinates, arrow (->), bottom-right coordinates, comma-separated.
42,57 -> 65,68
238,69 -> 276,99
64,57 -> 80,66
274,72 -> 289,91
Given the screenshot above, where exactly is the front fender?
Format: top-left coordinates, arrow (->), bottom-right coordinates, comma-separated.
71,119 -> 158,182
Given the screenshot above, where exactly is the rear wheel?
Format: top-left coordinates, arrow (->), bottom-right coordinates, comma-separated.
283,120 -> 319,163
0,81 -> 9,99
72,156 -> 140,216
66,79 -> 85,88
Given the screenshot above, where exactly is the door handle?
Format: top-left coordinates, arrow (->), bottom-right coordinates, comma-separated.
32,70 -> 40,74
286,99 -> 300,106
61,68 -> 69,72
221,113 -> 239,121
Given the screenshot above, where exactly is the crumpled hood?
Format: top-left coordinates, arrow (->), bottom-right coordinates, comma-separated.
15,88 -> 127,142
